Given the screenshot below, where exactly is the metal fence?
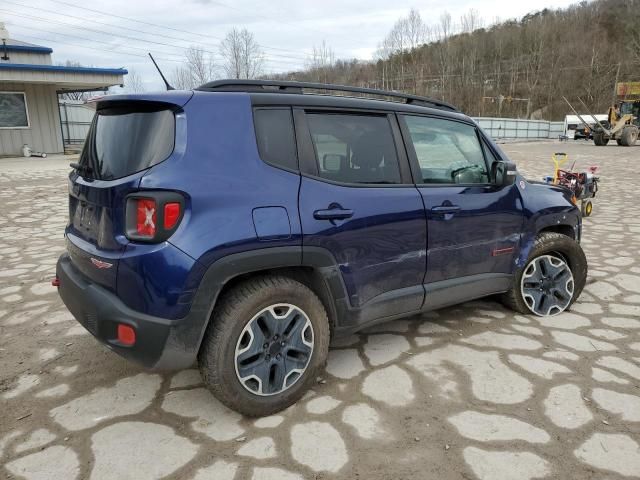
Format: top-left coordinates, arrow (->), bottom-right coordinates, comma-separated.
56,103 -> 564,149
473,117 -> 564,141
58,101 -> 94,149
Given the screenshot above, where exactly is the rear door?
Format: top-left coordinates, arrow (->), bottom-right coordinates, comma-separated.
296,109 -> 426,325
66,101 -> 177,290
399,114 -> 523,285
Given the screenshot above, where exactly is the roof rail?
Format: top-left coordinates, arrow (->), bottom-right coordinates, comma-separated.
196,79 -> 459,112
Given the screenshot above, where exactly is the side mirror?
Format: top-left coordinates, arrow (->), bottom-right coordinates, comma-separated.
491,160 -> 517,186
322,154 -> 344,172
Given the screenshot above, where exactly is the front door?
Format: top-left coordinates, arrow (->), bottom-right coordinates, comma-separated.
296,110 -> 426,325
399,114 -> 524,287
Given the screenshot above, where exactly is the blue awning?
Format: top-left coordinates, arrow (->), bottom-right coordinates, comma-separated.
3,44 -> 53,54
0,63 -> 127,75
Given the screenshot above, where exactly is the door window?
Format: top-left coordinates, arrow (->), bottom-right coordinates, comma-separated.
306,113 -> 402,184
403,116 -> 489,185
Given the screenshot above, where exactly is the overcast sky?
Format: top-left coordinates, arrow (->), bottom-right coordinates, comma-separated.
2,0 -> 579,91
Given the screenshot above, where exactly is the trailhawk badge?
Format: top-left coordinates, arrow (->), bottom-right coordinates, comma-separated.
91,258 -> 113,269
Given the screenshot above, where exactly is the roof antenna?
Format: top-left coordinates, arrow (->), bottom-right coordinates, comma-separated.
148,53 -> 174,90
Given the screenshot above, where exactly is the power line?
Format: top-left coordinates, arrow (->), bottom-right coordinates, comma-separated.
5,20 -> 185,61
0,8 -> 304,69
5,28 -> 182,64
203,0 -> 331,37
34,0 -> 315,59
0,4 -> 308,65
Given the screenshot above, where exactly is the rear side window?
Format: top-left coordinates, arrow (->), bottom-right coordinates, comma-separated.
254,108 -> 298,171
80,103 -> 175,180
306,113 -> 401,184
403,115 -> 488,184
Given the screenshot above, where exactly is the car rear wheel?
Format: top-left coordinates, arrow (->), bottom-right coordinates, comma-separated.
501,232 -> 587,316
198,275 -> 330,416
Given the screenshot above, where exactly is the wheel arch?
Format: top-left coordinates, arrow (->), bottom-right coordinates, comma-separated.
188,246 -> 344,360
215,265 -> 340,335
516,220 -> 579,271
538,224 -> 575,240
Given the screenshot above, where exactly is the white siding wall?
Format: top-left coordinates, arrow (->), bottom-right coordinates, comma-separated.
0,68 -> 123,87
0,83 -> 63,156
1,52 -> 52,65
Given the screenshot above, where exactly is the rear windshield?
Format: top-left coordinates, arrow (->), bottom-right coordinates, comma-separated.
79,103 -> 175,180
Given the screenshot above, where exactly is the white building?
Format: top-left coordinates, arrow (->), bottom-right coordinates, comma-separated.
0,24 -> 126,156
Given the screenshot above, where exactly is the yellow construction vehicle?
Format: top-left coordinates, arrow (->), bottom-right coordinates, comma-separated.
592,99 -> 640,146
562,83 -> 640,146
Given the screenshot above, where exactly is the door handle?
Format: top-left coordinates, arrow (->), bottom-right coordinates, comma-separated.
313,207 -> 354,221
431,205 -> 461,215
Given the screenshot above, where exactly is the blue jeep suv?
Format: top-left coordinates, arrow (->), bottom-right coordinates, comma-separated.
56,80 -> 587,416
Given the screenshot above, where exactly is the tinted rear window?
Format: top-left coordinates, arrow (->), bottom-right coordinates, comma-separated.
254,108 -> 298,171
79,104 -> 175,180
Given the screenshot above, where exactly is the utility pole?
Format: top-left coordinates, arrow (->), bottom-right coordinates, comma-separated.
612,62 -> 621,106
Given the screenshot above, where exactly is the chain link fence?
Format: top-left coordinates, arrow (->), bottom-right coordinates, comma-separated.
473,117 -> 564,141
57,102 -> 565,151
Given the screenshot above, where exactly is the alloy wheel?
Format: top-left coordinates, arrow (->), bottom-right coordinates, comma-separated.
234,303 -> 314,396
520,254 -> 574,316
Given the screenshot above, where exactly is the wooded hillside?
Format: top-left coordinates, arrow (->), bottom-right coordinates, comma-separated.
272,0 -> 640,120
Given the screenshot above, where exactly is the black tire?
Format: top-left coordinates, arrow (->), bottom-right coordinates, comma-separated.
501,232 -> 587,316
581,200 -> 593,217
593,131 -> 609,146
198,275 -> 330,417
619,126 -> 638,146
616,139 -> 624,146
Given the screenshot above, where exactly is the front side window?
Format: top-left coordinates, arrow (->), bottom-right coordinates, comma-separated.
0,92 -> 29,128
403,115 -> 489,184
306,113 -> 401,184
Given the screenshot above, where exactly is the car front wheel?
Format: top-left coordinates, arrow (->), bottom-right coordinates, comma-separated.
501,232 -> 587,316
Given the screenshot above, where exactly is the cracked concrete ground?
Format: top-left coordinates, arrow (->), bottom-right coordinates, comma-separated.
1,141 -> 639,480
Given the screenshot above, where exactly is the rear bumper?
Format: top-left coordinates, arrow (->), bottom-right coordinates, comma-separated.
56,253 -> 201,369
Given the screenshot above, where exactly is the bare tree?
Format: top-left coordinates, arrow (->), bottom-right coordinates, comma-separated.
271,0 -> 640,119
124,69 -> 145,93
220,28 -> 264,79
435,12 -> 452,99
460,9 -> 482,33
171,65 -> 195,90
170,46 -> 216,89
307,40 -> 335,82
185,47 -> 216,85
405,9 -> 426,92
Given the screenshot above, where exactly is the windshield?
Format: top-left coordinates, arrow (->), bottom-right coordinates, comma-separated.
79,103 -> 175,180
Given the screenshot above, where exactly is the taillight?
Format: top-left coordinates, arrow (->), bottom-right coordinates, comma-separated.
136,198 -> 157,238
164,202 -> 181,230
125,192 -> 184,242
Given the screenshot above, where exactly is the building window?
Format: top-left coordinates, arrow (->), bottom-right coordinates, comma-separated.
0,92 -> 30,128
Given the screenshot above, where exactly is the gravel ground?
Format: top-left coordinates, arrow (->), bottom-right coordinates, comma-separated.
1,141 -> 639,480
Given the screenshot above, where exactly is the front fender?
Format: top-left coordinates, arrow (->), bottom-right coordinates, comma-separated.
516,177 -> 581,269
